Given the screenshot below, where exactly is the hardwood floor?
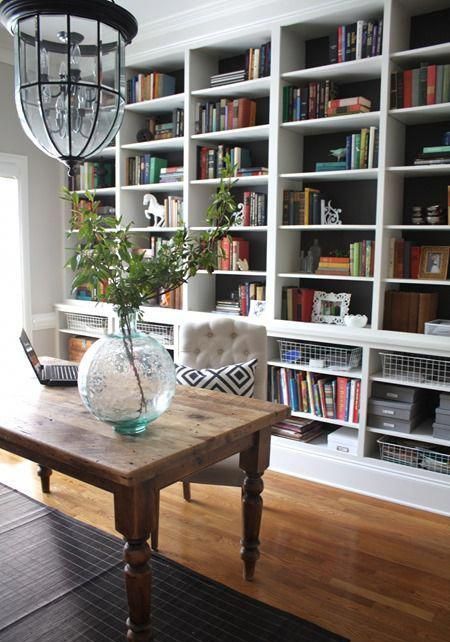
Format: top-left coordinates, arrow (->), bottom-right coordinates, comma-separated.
0,451 -> 449,642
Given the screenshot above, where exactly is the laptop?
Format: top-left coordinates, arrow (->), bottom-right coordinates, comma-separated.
19,329 -> 78,386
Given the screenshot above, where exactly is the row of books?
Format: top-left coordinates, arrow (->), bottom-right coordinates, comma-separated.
414,143 -> 450,167
70,161 -> 115,191
144,109 -> 184,139
160,286 -> 183,310
126,155 -> 167,185
197,144 -> 256,179
316,126 -> 378,171
240,191 -> 267,226
194,98 -> 257,133
384,291 -> 438,334
329,19 -> 383,63
349,240 -> 375,277
268,366 -> 361,423
157,196 -> 183,227
214,281 -> 265,316
390,64 -> 450,110
282,188 -> 328,225
159,166 -> 184,183
127,72 -> 176,103
217,236 -> 250,271
388,239 -> 420,279
271,417 -> 329,443
282,81 -> 338,121
281,287 -> 314,322
209,42 -> 271,87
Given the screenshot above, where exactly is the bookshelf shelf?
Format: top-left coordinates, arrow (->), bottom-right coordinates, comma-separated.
280,169 -> 378,181
121,137 -> 184,152
282,56 -> 382,83
191,226 -> 267,232
385,225 -> 450,231
282,111 -> 380,134
279,273 -> 374,282
128,227 -> 181,233
191,176 -> 268,186
191,77 -> 271,99
191,124 -> 269,142
368,420 -> 450,448
290,410 -> 359,429
268,359 -> 362,379
59,328 -> 107,339
384,278 -> 450,286
88,146 -> 116,160
197,270 -> 267,276
370,374 -> 450,394
74,187 -> 116,196
390,42 -> 450,65
387,165 -> 450,176
279,225 -> 376,231
124,93 -> 185,114
389,103 -> 450,125
121,183 -> 184,192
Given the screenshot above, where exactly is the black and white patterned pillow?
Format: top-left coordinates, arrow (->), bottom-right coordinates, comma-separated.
175,359 -> 257,397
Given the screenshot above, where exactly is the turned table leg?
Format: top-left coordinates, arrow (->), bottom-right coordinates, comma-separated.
37,465 -> 52,493
239,427 -> 271,581
114,482 -> 155,641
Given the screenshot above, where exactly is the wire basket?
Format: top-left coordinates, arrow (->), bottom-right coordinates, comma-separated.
65,312 -> 108,334
377,436 -> 450,475
380,352 -> 450,387
278,339 -> 361,370
136,321 -> 174,347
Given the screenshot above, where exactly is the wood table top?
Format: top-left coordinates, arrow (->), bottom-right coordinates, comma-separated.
0,366 -> 289,487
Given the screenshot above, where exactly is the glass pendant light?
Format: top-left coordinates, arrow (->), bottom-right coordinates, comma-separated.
0,0 -> 138,176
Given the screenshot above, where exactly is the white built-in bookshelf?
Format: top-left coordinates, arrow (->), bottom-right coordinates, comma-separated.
56,0 -> 450,515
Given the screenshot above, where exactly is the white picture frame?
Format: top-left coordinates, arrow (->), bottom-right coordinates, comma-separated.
248,299 -> 267,320
311,291 -> 351,325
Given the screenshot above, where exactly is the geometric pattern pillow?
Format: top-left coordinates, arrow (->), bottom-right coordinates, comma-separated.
175,359 -> 257,397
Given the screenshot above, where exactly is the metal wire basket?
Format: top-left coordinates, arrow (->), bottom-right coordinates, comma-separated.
65,312 -> 108,334
377,436 -> 450,475
380,352 -> 450,387
278,339 -> 362,370
136,321 -> 174,347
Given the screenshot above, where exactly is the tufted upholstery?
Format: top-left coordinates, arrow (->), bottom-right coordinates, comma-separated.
177,317 -> 267,400
178,317 -> 267,487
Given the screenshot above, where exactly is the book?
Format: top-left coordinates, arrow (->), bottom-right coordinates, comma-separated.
315,161 -> 346,171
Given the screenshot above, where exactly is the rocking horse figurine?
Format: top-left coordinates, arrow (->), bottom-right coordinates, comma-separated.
143,193 -> 165,227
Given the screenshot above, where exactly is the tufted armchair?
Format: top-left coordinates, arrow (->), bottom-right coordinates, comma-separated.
150,317 -> 267,550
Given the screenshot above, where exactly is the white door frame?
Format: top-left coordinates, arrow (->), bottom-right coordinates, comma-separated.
0,152 -> 32,336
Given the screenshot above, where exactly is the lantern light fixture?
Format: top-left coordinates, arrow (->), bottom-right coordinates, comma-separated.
0,0 -> 138,176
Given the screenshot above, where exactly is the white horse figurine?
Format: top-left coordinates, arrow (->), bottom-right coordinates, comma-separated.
143,193 -> 165,227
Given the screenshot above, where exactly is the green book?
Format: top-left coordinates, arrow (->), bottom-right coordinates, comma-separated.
423,145 -> 450,154
150,157 -> 168,183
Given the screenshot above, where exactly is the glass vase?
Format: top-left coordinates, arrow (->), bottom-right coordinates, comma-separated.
77,315 -> 176,435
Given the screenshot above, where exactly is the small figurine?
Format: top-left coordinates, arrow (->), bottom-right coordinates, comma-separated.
143,193 -> 165,227
329,147 -> 347,162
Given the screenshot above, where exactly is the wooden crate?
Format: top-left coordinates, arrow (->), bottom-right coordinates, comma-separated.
68,336 -> 97,362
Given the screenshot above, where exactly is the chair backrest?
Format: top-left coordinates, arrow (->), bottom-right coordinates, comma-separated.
177,317 -> 267,400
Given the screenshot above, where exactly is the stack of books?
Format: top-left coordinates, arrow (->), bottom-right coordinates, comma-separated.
316,126 -> 378,171
414,144 -> 450,166
210,69 -> 246,87
143,110 -> 184,139
384,291 -> 438,333
390,63 -> 450,109
127,72 -> 176,103
214,299 -> 241,316
315,256 -> 350,276
268,366 -> 361,423
236,166 -> 268,176
194,98 -> 256,133
127,156 -> 167,185
349,240 -> 375,277
217,236 -> 250,271
271,417 -> 327,442
329,19 -> 383,63
159,166 -> 184,183
282,80 -> 338,121
327,96 -> 371,116
241,191 -> 267,226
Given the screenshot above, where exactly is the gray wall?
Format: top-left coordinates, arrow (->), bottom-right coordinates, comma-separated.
0,62 -> 63,355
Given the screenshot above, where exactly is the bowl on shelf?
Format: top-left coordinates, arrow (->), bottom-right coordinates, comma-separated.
344,314 -> 368,328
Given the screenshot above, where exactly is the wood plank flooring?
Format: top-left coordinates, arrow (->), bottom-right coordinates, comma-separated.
0,451 -> 449,642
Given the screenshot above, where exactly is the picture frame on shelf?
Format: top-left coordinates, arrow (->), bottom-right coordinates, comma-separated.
248,299 -> 266,320
311,291 -> 351,325
418,246 -> 449,280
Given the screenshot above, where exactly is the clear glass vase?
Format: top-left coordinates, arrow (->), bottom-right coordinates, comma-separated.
77,315 -> 176,435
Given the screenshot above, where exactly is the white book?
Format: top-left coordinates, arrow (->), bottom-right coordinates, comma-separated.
368,126 -> 376,169
348,380 -> 356,422
356,20 -> 364,60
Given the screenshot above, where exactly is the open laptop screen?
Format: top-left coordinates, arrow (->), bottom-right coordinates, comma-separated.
19,329 -> 42,380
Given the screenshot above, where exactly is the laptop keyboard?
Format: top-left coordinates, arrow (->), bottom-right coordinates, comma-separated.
46,364 -> 78,380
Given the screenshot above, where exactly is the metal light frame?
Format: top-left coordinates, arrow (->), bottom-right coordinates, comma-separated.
0,0 -> 138,175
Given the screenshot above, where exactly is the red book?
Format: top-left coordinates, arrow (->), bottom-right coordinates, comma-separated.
237,98 -> 256,128
231,238 -> 249,270
243,191 -> 251,226
427,64 -> 437,105
353,380 -> 361,423
227,100 -> 233,129
410,246 -> 421,279
336,377 -> 348,421
337,25 -> 343,63
220,236 -> 231,270
403,69 -> 413,108
297,288 -> 314,322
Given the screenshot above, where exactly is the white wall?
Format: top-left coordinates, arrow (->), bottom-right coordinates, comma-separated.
0,62 -> 63,355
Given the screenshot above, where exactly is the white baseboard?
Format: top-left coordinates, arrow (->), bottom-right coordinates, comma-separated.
270,439 -> 450,516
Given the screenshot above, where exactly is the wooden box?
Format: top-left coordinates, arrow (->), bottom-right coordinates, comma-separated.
68,336 -> 97,362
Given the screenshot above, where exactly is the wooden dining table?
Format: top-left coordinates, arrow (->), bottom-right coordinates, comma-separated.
0,365 -> 289,641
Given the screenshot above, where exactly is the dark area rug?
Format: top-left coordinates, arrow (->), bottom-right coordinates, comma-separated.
0,482 -> 347,641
